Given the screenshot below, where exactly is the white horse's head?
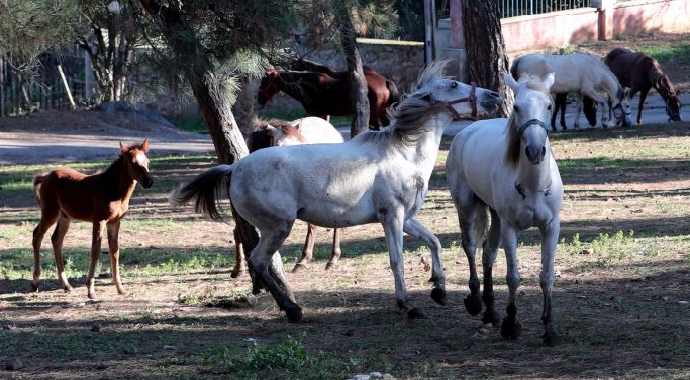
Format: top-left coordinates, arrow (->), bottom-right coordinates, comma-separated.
504,73 -> 555,165
612,87 -> 632,127
413,61 -> 503,119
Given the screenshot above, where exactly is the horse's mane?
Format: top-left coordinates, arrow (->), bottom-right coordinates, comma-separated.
247,119 -> 308,152
355,61 -> 452,150
505,75 -> 554,167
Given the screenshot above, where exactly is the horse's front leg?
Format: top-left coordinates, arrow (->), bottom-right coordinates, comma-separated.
637,88 -> 649,125
573,93 -> 583,129
293,223 -> 316,272
481,209 -> 502,326
106,220 -> 126,295
403,217 -> 446,306
539,219 -> 561,346
500,222 -> 521,340
325,228 -> 342,270
86,220 -> 107,299
380,208 -> 424,319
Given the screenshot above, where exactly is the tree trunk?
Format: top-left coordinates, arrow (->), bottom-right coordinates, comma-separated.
140,0 -> 285,291
231,75 -> 257,137
337,6 -> 370,137
461,0 -> 514,117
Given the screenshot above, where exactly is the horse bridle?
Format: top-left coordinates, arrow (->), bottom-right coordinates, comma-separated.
428,81 -> 478,121
517,118 -> 551,138
665,99 -> 682,119
258,80 -> 280,102
612,102 -> 631,124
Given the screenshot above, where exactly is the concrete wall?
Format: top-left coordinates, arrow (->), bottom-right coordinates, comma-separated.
612,0 -> 690,36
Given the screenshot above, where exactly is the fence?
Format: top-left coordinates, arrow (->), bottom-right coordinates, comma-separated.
0,47 -> 88,117
499,0 -> 592,18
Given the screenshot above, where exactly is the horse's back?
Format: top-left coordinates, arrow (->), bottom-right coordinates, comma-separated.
292,117 -> 344,143
604,48 -> 655,88
515,53 -> 603,92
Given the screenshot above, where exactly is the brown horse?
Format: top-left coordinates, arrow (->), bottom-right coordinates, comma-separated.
605,47 -> 682,124
32,139 -> 153,299
257,64 -> 400,129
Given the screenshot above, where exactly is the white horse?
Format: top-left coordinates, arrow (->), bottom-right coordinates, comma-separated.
511,52 -> 632,128
447,73 -> 563,345
172,61 -> 503,322
233,117 -> 345,275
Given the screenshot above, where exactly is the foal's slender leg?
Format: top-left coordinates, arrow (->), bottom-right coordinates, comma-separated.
106,221 -> 126,295
293,223 -> 316,272
86,220 -> 107,299
500,222 -> 521,340
247,221 -> 302,322
481,209 -> 502,326
381,208 -> 424,319
32,211 -> 59,292
325,228 -> 342,270
231,226 -> 245,278
403,217 -> 446,306
539,220 -> 561,346
51,213 -> 73,292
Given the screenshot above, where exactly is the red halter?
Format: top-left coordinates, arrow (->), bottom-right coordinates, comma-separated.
429,81 -> 478,121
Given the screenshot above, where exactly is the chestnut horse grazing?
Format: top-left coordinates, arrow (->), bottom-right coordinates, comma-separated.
32,139 -> 153,299
232,117 -> 344,275
173,62 -> 503,322
257,65 -> 400,129
605,47 -> 682,124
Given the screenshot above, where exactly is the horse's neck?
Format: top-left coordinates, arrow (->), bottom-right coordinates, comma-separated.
516,142 -> 552,192
652,70 -> 675,101
279,73 -> 321,101
599,68 -> 621,99
102,157 -> 137,201
407,115 -> 449,178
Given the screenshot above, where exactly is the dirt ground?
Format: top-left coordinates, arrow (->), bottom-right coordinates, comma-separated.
1,34 -> 690,380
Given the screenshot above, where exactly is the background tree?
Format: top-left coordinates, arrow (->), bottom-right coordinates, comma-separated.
461,0 -> 514,116
76,0 -> 146,102
139,0 -> 303,291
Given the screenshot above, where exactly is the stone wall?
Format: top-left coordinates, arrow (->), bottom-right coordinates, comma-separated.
258,38 -> 424,116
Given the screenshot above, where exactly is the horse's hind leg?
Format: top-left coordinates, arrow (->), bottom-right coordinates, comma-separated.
293,224 -> 316,272
500,222 -> 521,340
403,218 -> 446,306
51,213 -> 73,292
539,220 -> 561,346
325,228 -> 342,270
86,220 -> 107,299
31,207 -> 59,292
455,198 -> 482,316
247,222 -> 302,322
231,226 -> 245,278
481,209 -> 501,326
106,221 -> 126,295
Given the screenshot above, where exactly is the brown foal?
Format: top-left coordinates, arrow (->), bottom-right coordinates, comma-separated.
31,139 -> 153,299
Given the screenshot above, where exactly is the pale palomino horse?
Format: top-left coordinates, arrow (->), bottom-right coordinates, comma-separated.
231,117 -> 345,275
172,61 -> 503,322
511,52 -> 632,128
447,73 -> 563,345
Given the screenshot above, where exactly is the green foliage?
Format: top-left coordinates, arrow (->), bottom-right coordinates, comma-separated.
634,35 -> 690,65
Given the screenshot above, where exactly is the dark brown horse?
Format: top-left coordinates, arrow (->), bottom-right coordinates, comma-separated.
552,93 -> 598,130
32,139 -> 153,299
257,63 -> 400,129
605,47 -> 682,124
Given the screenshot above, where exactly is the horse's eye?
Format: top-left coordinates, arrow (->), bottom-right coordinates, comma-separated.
513,105 -> 520,113
451,82 -> 458,89
547,104 -> 552,111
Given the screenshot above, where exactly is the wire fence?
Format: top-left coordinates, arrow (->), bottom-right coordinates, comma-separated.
0,47 -> 88,117
499,0 -> 592,18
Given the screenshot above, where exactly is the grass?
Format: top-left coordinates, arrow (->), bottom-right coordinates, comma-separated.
633,34 -> 690,65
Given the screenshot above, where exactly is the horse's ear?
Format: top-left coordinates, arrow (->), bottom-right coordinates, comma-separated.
141,138 -> 149,153
119,141 -> 127,153
543,73 -> 555,91
504,73 -> 518,92
267,70 -> 278,78
624,89 -> 630,98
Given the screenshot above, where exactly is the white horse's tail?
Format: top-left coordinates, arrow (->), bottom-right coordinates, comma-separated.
170,164 -> 235,220
473,204 -> 490,251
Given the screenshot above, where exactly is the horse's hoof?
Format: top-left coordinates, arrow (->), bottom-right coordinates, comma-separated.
463,295 -> 482,316
116,287 -> 127,295
31,281 -> 39,292
500,317 -> 521,340
324,262 -> 337,270
543,331 -> 560,346
285,305 -> 303,323
63,285 -> 73,293
230,268 -> 243,278
87,290 -> 97,300
406,307 -> 427,319
481,309 -> 501,326
291,263 -> 307,273
430,288 -> 447,306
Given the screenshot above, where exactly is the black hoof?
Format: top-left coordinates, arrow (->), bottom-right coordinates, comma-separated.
430,288 -> 447,306
463,295 -> 482,316
230,268 -> 243,278
406,307 -> 427,319
500,317 -> 521,340
481,309 -> 501,326
291,263 -> 307,273
543,332 -> 560,346
285,305 -> 303,323
324,262 -> 336,270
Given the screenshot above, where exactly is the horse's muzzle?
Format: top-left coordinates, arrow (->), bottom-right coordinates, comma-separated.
525,145 -> 546,165
142,177 -> 154,189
